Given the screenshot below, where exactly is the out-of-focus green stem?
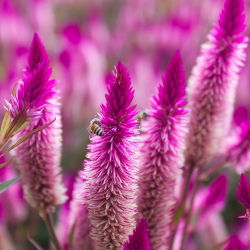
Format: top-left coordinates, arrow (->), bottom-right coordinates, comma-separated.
42,213 -> 61,250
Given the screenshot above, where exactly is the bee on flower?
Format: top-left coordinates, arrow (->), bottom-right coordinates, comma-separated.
88,118 -> 104,136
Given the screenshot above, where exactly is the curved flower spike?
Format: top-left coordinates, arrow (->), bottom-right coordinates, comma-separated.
80,62 -> 138,249
185,0 -> 248,168
13,33 -> 66,216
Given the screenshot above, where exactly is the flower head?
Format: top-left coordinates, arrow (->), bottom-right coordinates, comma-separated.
123,219 -> 152,250
138,51 -> 188,249
80,62 -> 138,249
185,0 -> 247,168
6,33 -> 56,119
14,33 -> 66,216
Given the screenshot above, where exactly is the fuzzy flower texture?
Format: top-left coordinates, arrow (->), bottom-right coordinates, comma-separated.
185,0 -> 247,168
138,51 -> 188,249
81,62 -> 138,249
10,34 -> 66,216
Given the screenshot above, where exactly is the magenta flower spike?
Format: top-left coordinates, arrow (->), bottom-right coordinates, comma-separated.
6,33 -> 56,120
185,0 -> 248,168
237,174 -> 250,218
138,51 -> 188,249
223,235 -> 249,250
123,219 -> 152,250
80,62 -> 138,249
12,33 -> 66,216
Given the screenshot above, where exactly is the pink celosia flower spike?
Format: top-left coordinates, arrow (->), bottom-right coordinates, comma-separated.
123,219 -> 152,250
6,33 -> 56,120
13,33 -> 66,216
237,174 -> 250,218
80,62 -> 138,249
185,0 -> 247,168
138,51 -> 188,249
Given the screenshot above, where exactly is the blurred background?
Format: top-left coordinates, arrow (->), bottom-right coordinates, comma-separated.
1,0 -> 250,249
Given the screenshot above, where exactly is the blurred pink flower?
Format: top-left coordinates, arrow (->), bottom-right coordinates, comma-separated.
69,178 -> 91,250
223,235 -> 249,250
0,157 -> 26,224
237,174 -> 250,217
123,219 -> 152,250
226,107 -> 250,173
185,0 -> 248,168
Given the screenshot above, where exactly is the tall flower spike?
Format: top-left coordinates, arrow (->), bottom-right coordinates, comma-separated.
123,219 -> 152,250
138,51 -> 188,249
237,174 -> 250,218
80,62 -> 138,249
185,0 -> 247,168
14,34 -> 66,216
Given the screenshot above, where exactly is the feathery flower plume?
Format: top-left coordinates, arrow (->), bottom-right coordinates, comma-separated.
138,51 -> 188,249
80,62 -> 138,249
12,33 -> 66,216
185,0 -> 247,168
6,33 -> 56,119
237,174 -> 250,218
223,235 -> 248,250
123,219 -> 152,250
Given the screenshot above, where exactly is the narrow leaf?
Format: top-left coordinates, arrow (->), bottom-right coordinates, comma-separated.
3,118 -> 55,154
0,176 -> 22,194
27,234 -> 44,250
0,111 -> 11,137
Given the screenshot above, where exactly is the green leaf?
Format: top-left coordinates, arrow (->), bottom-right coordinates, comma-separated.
173,202 -> 185,226
0,111 -> 11,137
0,176 -> 22,194
3,118 -> 56,154
68,221 -> 76,248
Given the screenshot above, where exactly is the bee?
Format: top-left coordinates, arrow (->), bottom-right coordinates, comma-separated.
136,110 -> 148,124
88,118 -> 104,136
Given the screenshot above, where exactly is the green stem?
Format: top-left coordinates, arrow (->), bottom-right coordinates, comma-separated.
42,213 -> 61,250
